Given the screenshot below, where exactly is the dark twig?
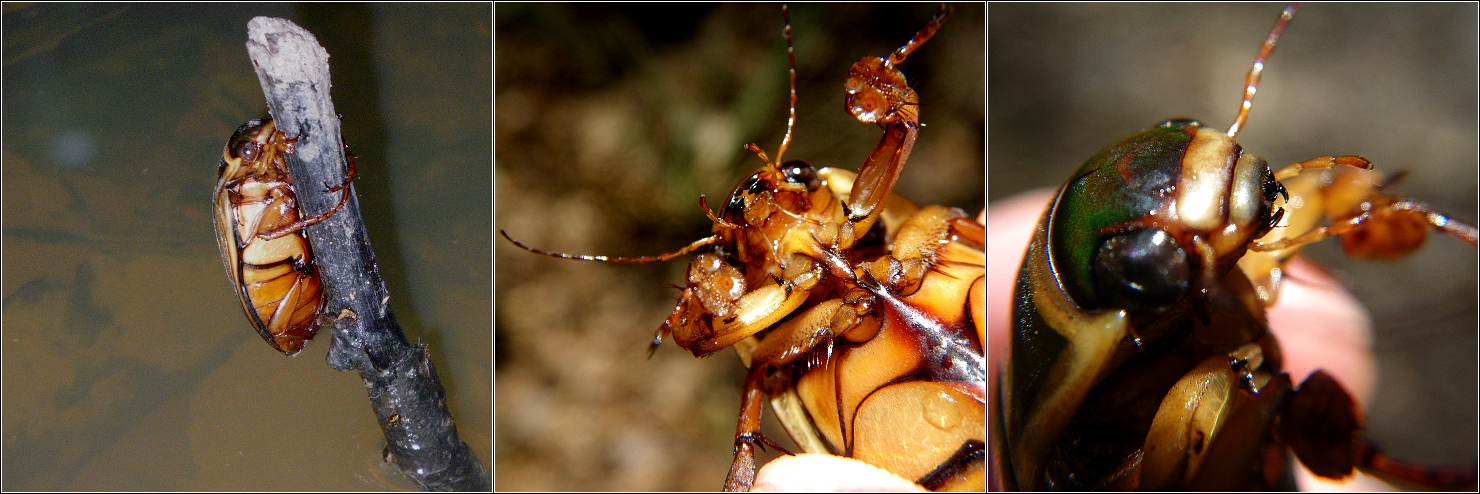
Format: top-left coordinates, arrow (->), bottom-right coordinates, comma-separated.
244,17 -> 489,491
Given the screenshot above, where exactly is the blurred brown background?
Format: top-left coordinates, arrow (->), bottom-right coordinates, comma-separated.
990,2 -> 1476,473
496,3 -> 983,490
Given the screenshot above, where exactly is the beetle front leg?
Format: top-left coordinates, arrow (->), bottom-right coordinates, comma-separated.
1253,196 -> 1480,254
656,254 -> 823,357
838,6 -> 949,243
699,258 -> 823,356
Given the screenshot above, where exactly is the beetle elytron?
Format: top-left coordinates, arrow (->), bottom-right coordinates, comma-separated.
991,4 -> 1477,490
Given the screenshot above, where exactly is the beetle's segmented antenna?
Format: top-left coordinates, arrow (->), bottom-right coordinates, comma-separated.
889,4 -> 952,66
773,4 -> 798,167
1228,3 -> 1299,137
499,230 -> 720,263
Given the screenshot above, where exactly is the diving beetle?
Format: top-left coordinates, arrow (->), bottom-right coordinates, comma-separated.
214,117 -> 355,356
988,3 -> 1477,490
497,3 -> 982,491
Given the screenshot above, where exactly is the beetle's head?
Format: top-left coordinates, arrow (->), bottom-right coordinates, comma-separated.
719,159 -> 822,228
1047,119 -> 1283,315
226,117 -> 276,165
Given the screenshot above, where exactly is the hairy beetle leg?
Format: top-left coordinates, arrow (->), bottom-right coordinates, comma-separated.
666,256 -> 824,357
836,6 -> 951,245
1253,197 -> 1479,253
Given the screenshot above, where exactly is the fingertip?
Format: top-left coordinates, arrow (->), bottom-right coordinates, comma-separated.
751,454 -> 928,492
1266,257 -> 1377,407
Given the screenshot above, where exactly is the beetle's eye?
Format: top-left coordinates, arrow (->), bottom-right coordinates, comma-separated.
780,160 -> 820,191
233,140 -> 260,162
1257,170 -> 1285,232
1093,228 -> 1190,312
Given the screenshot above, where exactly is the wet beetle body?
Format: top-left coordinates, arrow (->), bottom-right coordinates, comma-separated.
213,117 -> 353,355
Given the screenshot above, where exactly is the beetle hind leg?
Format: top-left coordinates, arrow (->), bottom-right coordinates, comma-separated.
723,368 -> 787,492
1282,370 -> 1478,490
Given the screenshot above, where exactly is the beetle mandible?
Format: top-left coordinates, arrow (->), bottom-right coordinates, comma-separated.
499,4 -> 984,491
213,117 -> 356,355
988,2 -> 1480,491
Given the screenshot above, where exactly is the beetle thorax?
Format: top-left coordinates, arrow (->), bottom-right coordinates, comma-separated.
1174,125 -> 1277,259
717,161 -> 841,280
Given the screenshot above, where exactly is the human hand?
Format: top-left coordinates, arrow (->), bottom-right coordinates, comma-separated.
752,454 -> 928,492
986,189 -> 1387,491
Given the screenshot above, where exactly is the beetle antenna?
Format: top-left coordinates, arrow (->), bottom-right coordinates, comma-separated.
500,230 -> 720,263
1228,3 -> 1298,138
773,4 -> 798,167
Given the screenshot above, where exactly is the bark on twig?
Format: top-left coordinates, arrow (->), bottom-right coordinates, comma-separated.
244,16 -> 489,491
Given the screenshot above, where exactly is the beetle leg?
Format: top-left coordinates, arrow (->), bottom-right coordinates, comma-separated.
721,366 -> 796,492
838,6 -> 950,242
1281,370 -> 1478,490
657,253 -> 744,355
860,205 -> 969,296
255,176 -> 354,241
690,257 -> 822,357
723,368 -> 771,492
1251,197 -> 1479,253
1268,155 -> 1372,181
951,214 -> 985,250
655,253 -> 822,357
841,105 -> 917,244
839,59 -> 917,243
747,298 -> 870,369
244,184 -> 304,242
255,146 -> 357,242
1184,373 -> 1292,490
1140,344 -> 1261,489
